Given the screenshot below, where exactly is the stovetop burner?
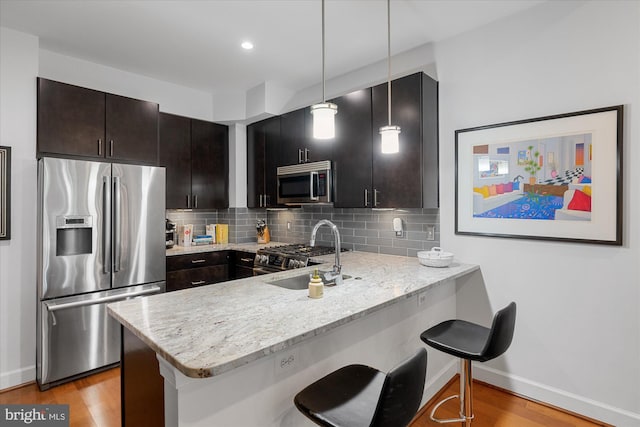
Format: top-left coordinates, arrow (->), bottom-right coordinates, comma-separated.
259,243 -> 347,257
254,243 -> 348,273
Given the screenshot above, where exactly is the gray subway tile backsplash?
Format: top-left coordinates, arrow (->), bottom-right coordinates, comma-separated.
166,206 -> 440,254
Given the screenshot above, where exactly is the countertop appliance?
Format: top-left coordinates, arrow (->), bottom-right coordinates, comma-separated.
166,219 -> 176,249
37,157 -> 166,390
277,160 -> 332,205
253,243 -> 347,275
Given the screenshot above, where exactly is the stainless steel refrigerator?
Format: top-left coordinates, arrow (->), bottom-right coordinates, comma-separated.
36,157 -> 166,390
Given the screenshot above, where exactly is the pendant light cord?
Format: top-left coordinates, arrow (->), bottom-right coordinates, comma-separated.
322,0 -> 326,103
387,0 -> 392,126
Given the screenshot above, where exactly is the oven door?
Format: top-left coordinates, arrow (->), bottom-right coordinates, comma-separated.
277,170 -> 331,204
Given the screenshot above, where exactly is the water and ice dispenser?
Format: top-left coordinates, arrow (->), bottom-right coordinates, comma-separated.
55,215 -> 93,256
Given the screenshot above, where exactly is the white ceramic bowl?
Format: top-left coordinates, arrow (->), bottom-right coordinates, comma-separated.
417,247 -> 454,268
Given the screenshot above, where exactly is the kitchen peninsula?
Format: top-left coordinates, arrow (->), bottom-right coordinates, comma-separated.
108,250 -> 479,427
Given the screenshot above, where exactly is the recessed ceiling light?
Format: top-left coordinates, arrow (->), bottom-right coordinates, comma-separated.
241,41 -> 254,50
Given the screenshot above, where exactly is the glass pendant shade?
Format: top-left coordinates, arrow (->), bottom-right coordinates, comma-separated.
311,102 -> 337,139
380,125 -> 400,154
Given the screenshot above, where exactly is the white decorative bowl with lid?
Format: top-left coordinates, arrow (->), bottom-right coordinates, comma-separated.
417,247 -> 454,268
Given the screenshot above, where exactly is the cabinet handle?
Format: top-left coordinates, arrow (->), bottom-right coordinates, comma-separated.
191,280 -> 206,286
304,148 -> 310,162
109,140 -> 114,157
298,149 -> 303,164
374,189 -> 380,207
186,194 -> 191,208
240,258 -> 253,262
191,259 -> 206,264
265,194 -> 270,206
364,189 -> 369,207
259,194 -> 263,207
194,194 -> 198,208
98,139 -> 102,156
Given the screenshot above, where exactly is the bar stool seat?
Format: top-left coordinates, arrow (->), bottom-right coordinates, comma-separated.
420,302 -> 516,425
294,348 -> 427,427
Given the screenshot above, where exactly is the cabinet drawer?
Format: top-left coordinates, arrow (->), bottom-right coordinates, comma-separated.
234,251 -> 255,268
167,251 -> 230,272
167,265 -> 229,292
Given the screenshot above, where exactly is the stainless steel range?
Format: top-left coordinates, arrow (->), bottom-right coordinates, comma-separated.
253,243 -> 345,275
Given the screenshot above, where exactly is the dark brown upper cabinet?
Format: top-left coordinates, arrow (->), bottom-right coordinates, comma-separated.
279,107 -> 333,166
370,72 -> 439,208
247,116 -> 281,208
159,113 -> 229,210
159,113 -> 191,208
37,78 -> 159,165
331,88 -> 374,208
332,72 -> 438,208
191,119 -> 229,210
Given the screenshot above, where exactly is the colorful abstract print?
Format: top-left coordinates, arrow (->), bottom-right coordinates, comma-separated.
474,193 -> 564,220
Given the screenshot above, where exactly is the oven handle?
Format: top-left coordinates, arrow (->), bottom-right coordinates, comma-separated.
253,267 -> 276,276
310,171 -> 319,201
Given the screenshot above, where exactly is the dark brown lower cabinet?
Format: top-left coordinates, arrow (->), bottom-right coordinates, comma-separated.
121,326 -> 164,427
166,251 -> 230,292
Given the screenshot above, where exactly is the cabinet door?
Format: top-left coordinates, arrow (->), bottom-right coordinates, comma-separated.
106,94 -> 159,164
159,113 -> 192,209
247,121 -> 266,208
372,73 -> 423,208
262,117 -> 282,207
166,265 -> 229,292
280,109 -> 306,166
332,88 -> 373,208
37,78 -> 105,158
191,119 -> 229,209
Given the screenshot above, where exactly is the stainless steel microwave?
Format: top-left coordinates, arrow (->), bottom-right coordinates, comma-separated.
277,160 -> 332,205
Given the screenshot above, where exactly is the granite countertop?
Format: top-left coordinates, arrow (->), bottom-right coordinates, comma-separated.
108,251 -> 479,379
166,241 -> 287,256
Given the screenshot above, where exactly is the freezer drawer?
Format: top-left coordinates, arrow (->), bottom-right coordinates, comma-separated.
37,282 -> 164,389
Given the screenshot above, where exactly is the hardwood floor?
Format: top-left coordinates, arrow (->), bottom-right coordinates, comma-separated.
410,376 -> 611,427
0,370 -> 610,427
0,368 -> 121,427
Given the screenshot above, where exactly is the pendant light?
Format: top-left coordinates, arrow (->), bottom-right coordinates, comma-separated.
311,0 -> 337,139
380,0 -> 400,154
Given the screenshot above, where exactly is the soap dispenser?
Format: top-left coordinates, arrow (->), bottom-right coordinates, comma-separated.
308,269 -> 324,299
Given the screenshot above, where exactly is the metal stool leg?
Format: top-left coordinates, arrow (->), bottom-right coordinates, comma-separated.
430,359 -> 475,425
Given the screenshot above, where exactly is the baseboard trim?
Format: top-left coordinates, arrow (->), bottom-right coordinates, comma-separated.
0,366 -> 36,392
421,359 -> 458,405
474,365 -> 640,427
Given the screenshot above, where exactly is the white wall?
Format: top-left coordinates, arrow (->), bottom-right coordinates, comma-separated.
0,28 -> 39,389
39,49 -> 214,121
436,1 -> 639,425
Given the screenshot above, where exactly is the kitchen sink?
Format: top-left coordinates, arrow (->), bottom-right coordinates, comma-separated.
265,272 -> 352,290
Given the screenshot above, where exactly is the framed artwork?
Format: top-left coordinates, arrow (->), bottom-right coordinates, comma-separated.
0,146 -> 10,240
455,105 -> 623,245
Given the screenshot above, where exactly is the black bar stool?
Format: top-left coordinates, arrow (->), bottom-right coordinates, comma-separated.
294,348 -> 427,427
420,302 -> 516,426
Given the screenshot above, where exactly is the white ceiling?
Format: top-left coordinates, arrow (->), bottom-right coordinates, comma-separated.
0,0 -> 545,95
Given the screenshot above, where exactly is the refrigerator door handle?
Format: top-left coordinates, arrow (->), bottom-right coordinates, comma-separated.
45,286 -> 162,313
103,176 -> 112,274
113,176 -> 121,272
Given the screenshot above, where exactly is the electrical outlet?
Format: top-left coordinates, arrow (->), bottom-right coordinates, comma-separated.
274,348 -> 298,375
426,225 -> 435,241
417,292 -> 427,307
287,221 -> 291,230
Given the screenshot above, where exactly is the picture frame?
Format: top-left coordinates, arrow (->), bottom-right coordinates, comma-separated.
455,105 -> 623,245
0,146 -> 10,240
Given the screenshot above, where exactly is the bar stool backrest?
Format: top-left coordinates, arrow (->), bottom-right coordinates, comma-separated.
480,302 -> 517,362
371,348 -> 427,427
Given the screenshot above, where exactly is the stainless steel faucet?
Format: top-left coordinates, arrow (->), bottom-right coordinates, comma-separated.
310,219 -> 343,285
